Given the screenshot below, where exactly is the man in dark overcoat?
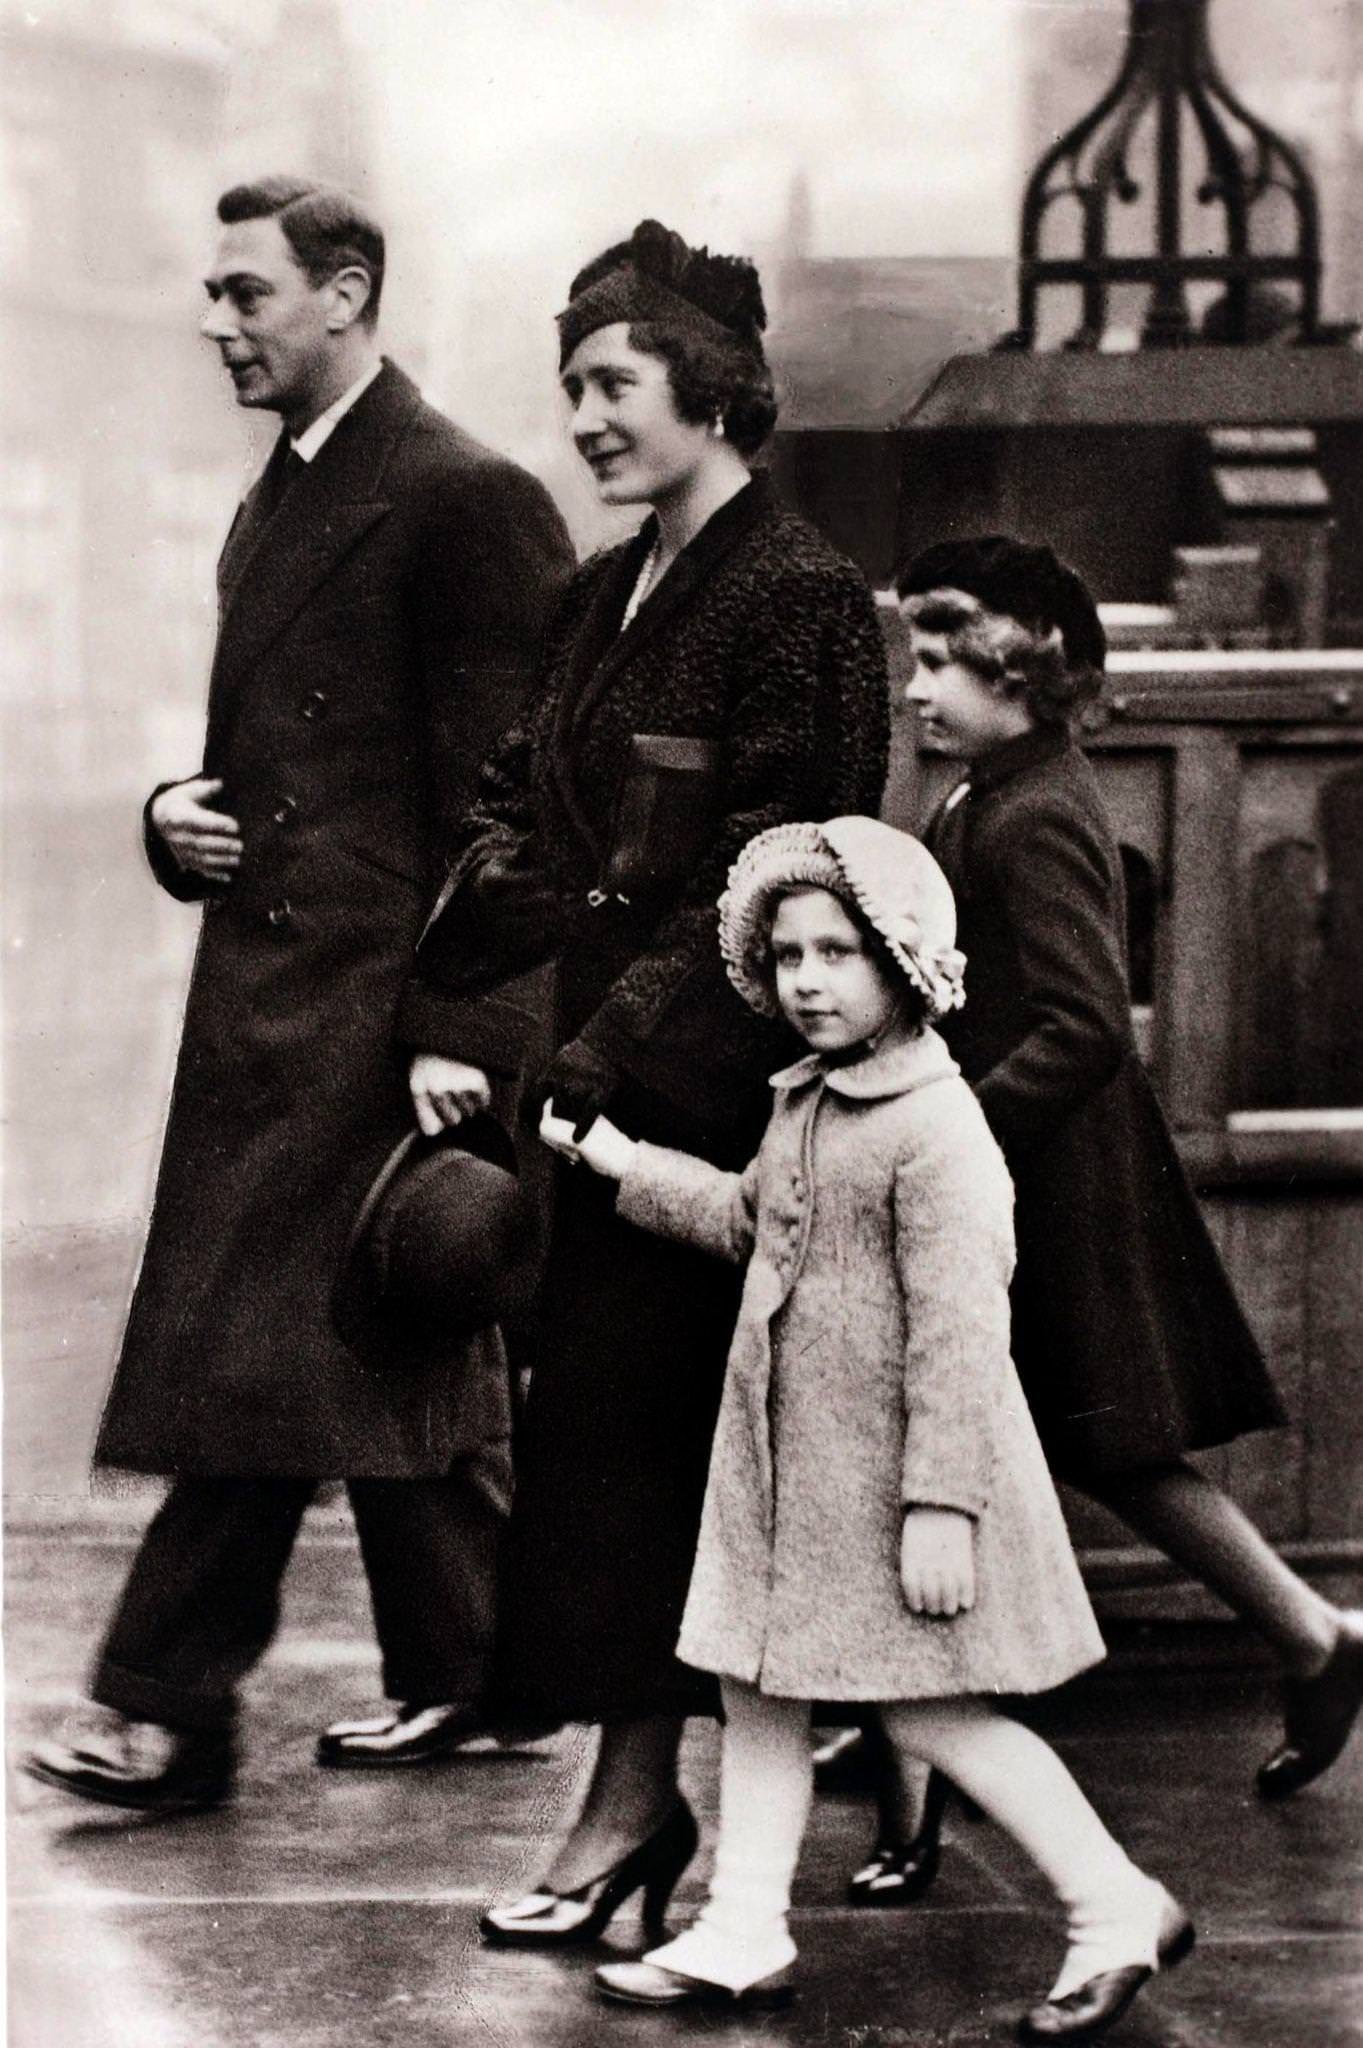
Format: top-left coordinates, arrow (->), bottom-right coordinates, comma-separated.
25,176 -> 572,1813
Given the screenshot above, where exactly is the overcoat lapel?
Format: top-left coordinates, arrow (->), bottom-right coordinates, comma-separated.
210,361 -> 419,700
547,475 -> 772,861
216,432 -> 294,603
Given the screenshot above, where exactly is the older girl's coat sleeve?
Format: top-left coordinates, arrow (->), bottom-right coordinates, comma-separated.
616,1142 -> 760,1265
973,795 -> 1130,1161
893,1104 -> 1016,1518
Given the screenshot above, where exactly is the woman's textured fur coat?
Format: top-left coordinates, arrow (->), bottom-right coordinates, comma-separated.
618,1029 -> 1105,1702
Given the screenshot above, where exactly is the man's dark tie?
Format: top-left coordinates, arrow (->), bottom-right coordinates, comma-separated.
218,437 -> 307,598
252,436 -> 307,523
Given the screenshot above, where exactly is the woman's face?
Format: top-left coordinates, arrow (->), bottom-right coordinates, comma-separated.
561,323 -> 714,507
904,625 -> 1035,758
769,888 -> 900,1055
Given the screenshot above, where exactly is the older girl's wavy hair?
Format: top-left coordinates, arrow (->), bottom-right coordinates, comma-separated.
901,587 -> 1101,727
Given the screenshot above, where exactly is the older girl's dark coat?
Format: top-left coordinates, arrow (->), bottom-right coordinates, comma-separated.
927,724 -> 1285,1478
94,363 -> 572,1478
406,475 -> 890,1719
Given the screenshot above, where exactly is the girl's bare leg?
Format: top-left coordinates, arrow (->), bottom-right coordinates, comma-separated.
1084,1460 -> 1340,1678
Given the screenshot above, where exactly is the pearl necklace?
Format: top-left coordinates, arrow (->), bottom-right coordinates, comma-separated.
620,537 -> 663,632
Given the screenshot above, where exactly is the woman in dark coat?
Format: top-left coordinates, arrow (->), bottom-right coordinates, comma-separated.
402,221 -> 889,1935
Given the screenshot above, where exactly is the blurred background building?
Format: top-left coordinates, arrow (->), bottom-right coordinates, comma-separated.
2,0 -> 1361,1583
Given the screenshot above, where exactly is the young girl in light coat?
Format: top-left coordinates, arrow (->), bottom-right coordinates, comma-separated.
540,815 -> 1193,2042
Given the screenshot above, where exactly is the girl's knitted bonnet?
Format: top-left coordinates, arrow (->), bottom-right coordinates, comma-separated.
719,817 -> 967,1021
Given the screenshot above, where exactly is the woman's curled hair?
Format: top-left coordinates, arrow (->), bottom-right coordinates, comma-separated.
565,220 -> 778,456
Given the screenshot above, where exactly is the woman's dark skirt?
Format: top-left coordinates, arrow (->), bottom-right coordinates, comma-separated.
493,1079 -> 757,1724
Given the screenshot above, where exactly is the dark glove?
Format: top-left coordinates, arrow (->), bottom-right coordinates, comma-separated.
439,843 -> 558,966
539,1036 -> 620,1140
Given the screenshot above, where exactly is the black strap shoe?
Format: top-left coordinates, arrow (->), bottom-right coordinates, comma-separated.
848,1766 -> 952,1905
23,1710 -> 235,1815
1258,1612 -> 1363,1800
315,1700 -> 486,1768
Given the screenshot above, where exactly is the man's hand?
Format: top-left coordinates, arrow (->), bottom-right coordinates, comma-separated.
150,778 -> 243,881
900,1507 -> 976,1617
540,1099 -> 638,1181
409,1053 -> 492,1136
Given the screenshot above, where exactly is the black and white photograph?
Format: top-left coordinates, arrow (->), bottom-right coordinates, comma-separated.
3,1 -> 1361,2042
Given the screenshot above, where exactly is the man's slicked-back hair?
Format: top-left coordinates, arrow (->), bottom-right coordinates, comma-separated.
216,176 -> 385,326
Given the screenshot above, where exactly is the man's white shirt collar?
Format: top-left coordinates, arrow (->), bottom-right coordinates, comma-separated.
291,357 -> 383,462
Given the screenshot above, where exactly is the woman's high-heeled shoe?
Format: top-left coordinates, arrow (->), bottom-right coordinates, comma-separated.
847,1766 -> 952,1906
479,1800 -> 699,1948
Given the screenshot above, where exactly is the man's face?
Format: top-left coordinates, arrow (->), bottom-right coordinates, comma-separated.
200,216 -> 334,419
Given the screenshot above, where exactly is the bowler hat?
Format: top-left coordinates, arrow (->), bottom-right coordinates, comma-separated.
332,1116 -> 529,1356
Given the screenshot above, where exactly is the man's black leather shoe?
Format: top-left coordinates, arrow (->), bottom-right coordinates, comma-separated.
23,1709 -> 235,1815
315,1700 -> 486,1768
1258,1612 -> 1363,1800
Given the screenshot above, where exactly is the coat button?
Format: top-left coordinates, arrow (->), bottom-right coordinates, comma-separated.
301,690 -> 328,720
272,796 -> 298,826
266,901 -> 292,928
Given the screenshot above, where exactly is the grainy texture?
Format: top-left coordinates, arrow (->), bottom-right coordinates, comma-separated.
95,362 -> 573,1478
406,474 -> 891,1721
619,1030 -> 1105,1700
928,724 -> 1287,1477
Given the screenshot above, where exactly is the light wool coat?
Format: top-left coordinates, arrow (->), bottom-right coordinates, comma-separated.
618,1029 -> 1105,1701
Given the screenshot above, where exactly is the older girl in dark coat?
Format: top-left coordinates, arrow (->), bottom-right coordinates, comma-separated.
842,539 -> 1360,1916
402,222 -> 889,1935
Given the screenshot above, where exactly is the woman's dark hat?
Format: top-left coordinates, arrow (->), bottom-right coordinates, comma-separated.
333,1116 -> 529,1356
557,218 -> 768,368
896,535 -> 1107,675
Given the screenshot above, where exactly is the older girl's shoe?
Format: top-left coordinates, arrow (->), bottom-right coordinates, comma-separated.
1257,1612 -> 1363,1800
847,1765 -> 951,1905
479,1800 -> 698,1947
595,1960 -> 796,2009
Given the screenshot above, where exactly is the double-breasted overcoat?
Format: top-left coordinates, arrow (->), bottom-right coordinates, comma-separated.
617,1031 -> 1105,1700
927,724 -> 1286,1478
95,361 -> 572,1478
404,475 -> 890,1719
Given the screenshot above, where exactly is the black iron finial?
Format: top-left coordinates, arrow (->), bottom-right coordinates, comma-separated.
1002,0 -> 1322,351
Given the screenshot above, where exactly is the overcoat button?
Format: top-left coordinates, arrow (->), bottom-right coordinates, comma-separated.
272,797 -> 298,826
266,901 -> 292,928
301,690 -> 328,720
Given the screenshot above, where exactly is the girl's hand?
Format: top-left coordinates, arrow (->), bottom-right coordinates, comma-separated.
900,1507 -> 976,1617
539,1099 -> 638,1181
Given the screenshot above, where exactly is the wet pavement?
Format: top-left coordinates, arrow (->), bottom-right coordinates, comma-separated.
6,1522 -> 1362,2048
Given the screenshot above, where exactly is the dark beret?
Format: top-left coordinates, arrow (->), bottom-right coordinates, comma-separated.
896,535 -> 1106,675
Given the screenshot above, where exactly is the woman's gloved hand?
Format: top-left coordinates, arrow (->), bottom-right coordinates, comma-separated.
538,1036 -> 620,1141
453,843 -> 559,957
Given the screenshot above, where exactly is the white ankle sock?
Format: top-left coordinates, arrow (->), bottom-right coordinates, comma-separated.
1048,1872 -> 1173,2002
